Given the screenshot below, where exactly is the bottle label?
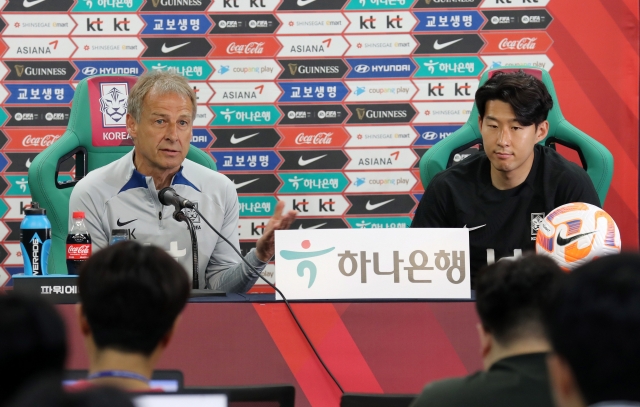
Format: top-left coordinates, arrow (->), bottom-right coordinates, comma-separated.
67,244 -> 91,260
21,228 -> 51,276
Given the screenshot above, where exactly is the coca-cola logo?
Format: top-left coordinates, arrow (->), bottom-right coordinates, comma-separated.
226,42 -> 265,55
295,132 -> 334,145
499,37 -> 537,50
67,245 -> 91,255
22,134 -> 61,147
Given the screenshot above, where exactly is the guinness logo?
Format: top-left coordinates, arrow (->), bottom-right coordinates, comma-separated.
152,0 -> 160,7
288,63 -> 298,75
425,0 -> 431,3
15,65 -> 24,77
356,108 -> 366,120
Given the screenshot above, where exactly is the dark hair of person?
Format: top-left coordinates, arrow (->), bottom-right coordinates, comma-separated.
475,70 -> 553,127
78,241 -> 190,356
544,253 -> 640,404
475,255 -> 563,346
8,375 -> 135,407
0,292 -> 67,406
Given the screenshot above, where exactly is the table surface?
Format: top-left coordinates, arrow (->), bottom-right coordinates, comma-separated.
58,297 -> 481,407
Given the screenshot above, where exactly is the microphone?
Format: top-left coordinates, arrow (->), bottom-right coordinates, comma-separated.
158,187 -> 195,210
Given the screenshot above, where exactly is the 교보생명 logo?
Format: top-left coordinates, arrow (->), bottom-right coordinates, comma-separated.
280,240 -> 335,288
99,83 -> 128,127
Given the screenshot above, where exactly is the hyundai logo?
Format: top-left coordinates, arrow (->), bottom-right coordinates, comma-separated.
422,131 -> 438,141
354,64 -> 370,73
81,67 -> 98,76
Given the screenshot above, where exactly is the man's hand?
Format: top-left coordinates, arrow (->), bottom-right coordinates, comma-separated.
255,201 -> 297,262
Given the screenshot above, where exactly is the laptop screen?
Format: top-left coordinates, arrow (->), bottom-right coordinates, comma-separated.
133,394 -> 227,407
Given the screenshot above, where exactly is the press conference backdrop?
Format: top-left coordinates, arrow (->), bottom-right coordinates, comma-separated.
0,0 -> 637,286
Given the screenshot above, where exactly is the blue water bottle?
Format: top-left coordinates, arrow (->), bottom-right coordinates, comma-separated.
20,202 -> 52,276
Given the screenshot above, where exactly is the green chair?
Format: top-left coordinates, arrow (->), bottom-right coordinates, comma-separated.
28,74 -> 216,275
418,66 -> 613,204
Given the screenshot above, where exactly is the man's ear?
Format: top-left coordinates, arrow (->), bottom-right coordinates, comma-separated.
535,120 -> 549,143
76,303 -> 91,336
547,353 -> 586,407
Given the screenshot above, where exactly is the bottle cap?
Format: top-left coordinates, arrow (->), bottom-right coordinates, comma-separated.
72,211 -> 86,219
24,202 -> 46,215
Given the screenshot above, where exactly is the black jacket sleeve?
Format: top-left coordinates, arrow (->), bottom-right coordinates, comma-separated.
411,173 -> 454,228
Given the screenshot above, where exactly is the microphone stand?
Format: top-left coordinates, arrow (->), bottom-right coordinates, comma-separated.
173,209 -> 223,297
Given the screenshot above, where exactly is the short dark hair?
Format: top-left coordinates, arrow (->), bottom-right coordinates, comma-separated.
8,375 -> 134,407
0,293 -> 66,405
78,241 -> 190,355
476,255 -> 563,346
475,70 -> 553,127
544,253 -> 640,404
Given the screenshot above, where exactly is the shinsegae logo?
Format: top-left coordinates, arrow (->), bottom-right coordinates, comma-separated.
280,240 -> 335,288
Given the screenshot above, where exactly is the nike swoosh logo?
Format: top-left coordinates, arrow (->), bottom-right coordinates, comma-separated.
433,38 -> 463,50
161,42 -> 191,53
298,154 -> 327,167
117,218 -> 137,227
297,0 -> 317,5
463,224 -> 486,231
230,132 -> 259,145
298,222 -> 327,230
556,231 -> 596,247
366,199 -> 395,211
233,178 -> 259,189
23,0 -> 46,7
26,158 -> 32,168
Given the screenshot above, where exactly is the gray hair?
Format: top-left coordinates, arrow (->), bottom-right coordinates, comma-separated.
127,70 -> 197,122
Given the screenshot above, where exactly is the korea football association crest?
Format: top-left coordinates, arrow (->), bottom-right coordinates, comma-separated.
531,212 -> 545,238
182,202 -> 201,224
99,83 -> 129,127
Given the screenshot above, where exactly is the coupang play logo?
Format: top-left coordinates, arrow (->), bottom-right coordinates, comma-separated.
280,240 -> 334,288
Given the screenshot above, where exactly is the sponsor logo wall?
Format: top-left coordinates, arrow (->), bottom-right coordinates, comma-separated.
0,0 -> 633,287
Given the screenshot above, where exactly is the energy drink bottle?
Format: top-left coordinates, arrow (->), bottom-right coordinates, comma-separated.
20,202 -> 52,276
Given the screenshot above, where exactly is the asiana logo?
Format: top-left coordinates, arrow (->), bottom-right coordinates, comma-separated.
280,240 -> 335,288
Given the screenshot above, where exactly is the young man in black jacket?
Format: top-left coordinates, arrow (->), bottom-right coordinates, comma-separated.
412,71 -> 600,284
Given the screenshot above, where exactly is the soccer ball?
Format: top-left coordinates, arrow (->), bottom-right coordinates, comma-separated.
535,202 -> 621,270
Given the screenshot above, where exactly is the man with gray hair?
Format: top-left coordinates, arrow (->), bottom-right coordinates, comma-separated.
69,70 -> 296,292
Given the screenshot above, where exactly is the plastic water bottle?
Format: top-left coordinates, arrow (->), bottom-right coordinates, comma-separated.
20,202 -> 52,276
66,211 -> 92,275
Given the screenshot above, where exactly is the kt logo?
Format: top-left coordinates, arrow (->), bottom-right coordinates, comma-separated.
280,240 -> 334,288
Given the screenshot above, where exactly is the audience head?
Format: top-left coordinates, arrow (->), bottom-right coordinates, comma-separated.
476,255 -> 563,349
545,253 -> 640,407
0,292 -> 66,406
8,376 -> 134,407
475,69 -> 553,127
78,241 -> 190,356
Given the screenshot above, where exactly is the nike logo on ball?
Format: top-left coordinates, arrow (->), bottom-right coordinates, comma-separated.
117,218 -> 137,227
556,231 -> 596,247
161,42 -> 191,53
433,38 -> 463,50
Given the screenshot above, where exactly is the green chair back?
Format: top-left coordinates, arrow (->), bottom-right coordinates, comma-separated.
28,74 -> 216,274
418,66 -> 613,204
